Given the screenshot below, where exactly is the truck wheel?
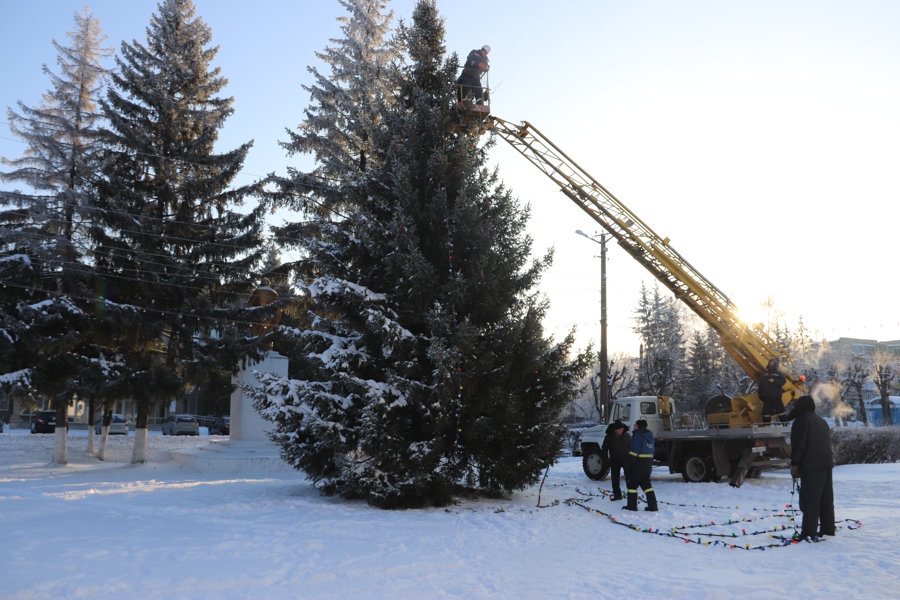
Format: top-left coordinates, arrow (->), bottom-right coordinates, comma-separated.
682,452 -> 715,483
582,448 -> 609,481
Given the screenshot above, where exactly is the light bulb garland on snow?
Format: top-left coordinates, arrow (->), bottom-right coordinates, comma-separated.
535,479 -> 862,550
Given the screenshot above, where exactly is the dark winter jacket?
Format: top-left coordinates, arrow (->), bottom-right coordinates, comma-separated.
788,395 -> 834,472
459,49 -> 489,82
601,422 -> 631,466
757,362 -> 787,416
624,427 -> 654,479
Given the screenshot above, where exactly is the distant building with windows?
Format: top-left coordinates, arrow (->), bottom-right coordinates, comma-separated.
819,337 -> 900,403
825,337 -> 900,357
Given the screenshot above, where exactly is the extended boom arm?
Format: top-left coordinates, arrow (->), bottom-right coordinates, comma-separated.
491,117 -> 807,399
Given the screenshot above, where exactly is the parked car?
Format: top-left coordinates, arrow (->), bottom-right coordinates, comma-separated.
94,414 -> 129,435
162,414 -> 200,436
209,416 -> 230,436
31,410 -> 57,434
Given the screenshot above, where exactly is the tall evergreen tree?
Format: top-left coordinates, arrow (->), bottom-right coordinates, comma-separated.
2,7 -> 113,248
683,328 -> 716,411
256,0 -> 590,508
94,0 -> 266,462
268,0 -> 399,220
0,8 -> 114,463
681,325 -> 745,411
632,283 -> 685,396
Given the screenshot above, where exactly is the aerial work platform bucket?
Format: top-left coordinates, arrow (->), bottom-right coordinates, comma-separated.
453,81 -> 491,134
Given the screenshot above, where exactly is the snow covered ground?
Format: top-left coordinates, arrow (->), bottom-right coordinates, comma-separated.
1,429 -> 898,600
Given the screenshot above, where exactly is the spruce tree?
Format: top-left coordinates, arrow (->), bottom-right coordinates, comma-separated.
94,0 -> 266,462
632,283 -> 685,396
268,0 -> 399,219
684,328 -> 716,411
0,8 -> 114,462
256,0 -> 590,508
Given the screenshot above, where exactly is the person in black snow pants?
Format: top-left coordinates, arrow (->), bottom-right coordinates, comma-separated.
601,420 -> 631,501
623,419 -> 658,511
786,395 -> 835,541
457,45 -> 490,103
758,357 -> 787,423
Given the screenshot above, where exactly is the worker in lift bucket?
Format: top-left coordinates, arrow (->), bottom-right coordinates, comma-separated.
758,358 -> 787,423
457,44 -> 490,104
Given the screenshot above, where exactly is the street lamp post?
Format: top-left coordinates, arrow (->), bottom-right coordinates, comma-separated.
576,230 -> 609,422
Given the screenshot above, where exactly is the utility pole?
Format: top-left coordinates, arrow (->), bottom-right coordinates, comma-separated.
599,233 -> 609,422
576,230 -> 610,422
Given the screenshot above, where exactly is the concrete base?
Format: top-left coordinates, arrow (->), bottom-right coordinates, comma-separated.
170,440 -> 295,474
171,351 -> 294,474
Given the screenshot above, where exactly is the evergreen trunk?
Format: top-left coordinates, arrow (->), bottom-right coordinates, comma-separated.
97,408 -> 112,461
131,403 -> 150,464
88,396 -> 96,454
52,403 -> 68,464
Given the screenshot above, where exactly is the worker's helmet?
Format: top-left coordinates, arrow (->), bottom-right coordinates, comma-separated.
482,44 -> 491,53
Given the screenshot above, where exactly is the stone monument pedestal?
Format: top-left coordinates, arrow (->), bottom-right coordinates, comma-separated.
230,351 -> 288,442
171,352 -> 295,474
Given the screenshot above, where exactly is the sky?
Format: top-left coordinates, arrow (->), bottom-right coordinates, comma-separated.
2,0 -> 900,356
2,429 -> 898,599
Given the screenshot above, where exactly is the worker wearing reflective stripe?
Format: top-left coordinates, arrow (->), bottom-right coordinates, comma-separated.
623,419 -> 658,511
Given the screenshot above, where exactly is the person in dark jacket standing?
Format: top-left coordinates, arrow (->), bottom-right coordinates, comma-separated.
786,395 -> 835,540
456,45 -> 490,103
758,358 -> 788,423
623,419 -> 658,511
601,420 -> 631,500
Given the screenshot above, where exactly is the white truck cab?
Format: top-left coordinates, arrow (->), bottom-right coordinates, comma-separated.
579,396 -> 668,480
579,394 -> 791,486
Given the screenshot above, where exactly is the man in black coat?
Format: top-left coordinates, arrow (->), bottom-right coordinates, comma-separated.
758,358 -> 787,423
787,395 -> 835,540
601,420 -> 630,500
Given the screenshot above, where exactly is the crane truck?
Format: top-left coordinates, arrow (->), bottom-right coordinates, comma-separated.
485,116 -> 808,487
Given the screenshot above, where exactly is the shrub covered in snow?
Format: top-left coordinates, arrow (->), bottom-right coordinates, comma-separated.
833,426 -> 900,465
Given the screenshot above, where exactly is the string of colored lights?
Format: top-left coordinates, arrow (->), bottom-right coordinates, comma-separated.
536,478 -> 862,550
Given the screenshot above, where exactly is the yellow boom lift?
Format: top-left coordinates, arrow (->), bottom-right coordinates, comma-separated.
488,117 -> 807,427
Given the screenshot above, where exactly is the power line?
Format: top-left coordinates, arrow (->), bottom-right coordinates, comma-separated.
0,278 -> 288,330
3,229 -> 282,297
5,216 -> 273,266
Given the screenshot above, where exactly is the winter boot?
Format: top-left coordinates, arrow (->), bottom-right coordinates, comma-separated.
644,489 -> 658,512
623,490 -> 638,511
611,489 -> 623,501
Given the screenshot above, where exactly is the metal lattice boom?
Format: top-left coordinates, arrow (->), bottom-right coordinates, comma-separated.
491,117 -> 806,396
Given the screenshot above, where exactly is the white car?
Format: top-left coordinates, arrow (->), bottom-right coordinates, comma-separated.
94,414 -> 129,435
162,414 -> 200,436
